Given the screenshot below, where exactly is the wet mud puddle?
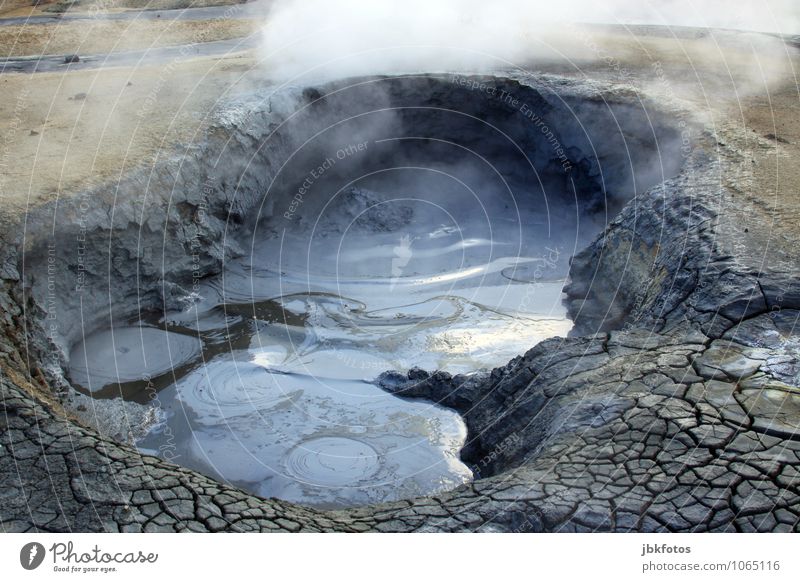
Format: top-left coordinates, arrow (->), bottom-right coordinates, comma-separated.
69,186 -> 575,508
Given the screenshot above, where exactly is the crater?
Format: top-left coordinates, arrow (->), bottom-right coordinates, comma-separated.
27,74 -> 686,508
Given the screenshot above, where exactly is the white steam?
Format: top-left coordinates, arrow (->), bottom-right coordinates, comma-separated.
259,0 -> 799,81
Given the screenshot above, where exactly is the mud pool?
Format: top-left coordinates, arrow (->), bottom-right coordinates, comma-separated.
68,197 -> 574,507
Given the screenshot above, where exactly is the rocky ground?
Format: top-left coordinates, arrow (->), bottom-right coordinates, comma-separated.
0,22 -> 798,531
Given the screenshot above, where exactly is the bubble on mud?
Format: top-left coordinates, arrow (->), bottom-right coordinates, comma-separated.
284,436 -> 382,486
174,359 -> 301,425
69,326 -> 201,391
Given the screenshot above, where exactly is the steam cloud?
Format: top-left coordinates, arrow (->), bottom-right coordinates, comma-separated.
259,0 -> 799,81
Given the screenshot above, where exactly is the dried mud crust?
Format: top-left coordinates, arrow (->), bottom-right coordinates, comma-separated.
1,77 -> 800,532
